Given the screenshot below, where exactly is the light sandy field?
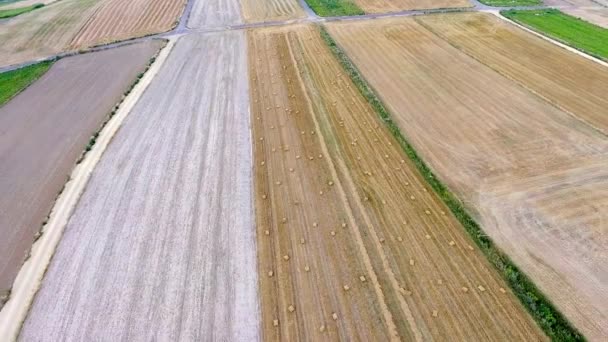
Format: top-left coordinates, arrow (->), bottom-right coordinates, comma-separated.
188,0 -> 243,28
545,0 -> 608,28
354,0 -> 471,13
327,16 -> 608,339
0,40 -> 162,303
20,32 -> 260,341
418,12 -> 608,133
69,0 -> 187,48
249,24 -> 544,340
0,0 -> 98,67
241,0 -> 304,23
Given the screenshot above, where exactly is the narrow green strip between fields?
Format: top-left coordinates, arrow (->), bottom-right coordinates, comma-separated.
503,9 -> 608,60
0,3 -> 44,19
318,24 -> 584,342
478,0 -> 541,6
304,0 -> 364,17
0,61 -> 53,107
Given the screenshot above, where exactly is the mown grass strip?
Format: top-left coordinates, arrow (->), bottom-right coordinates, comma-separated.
0,3 -> 44,19
503,9 -> 608,60
0,60 -> 53,107
478,0 -> 541,6
305,0 -> 364,16
319,24 -> 584,342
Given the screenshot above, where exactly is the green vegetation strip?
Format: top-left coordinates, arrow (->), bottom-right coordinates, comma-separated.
503,9 -> 608,60
305,0 -> 364,17
478,0 -> 541,6
319,25 -> 584,341
0,3 -> 44,19
0,61 -> 53,107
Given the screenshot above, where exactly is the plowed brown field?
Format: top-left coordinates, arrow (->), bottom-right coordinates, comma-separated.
417,12 -> 608,134
354,0 -> 470,13
242,0 -> 304,23
249,24 -> 544,340
70,0 -> 187,48
0,0 -> 98,67
327,16 -> 608,339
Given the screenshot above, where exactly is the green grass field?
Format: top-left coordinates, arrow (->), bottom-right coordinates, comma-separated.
0,61 -> 53,107
479,0 -> 541,6
0,3 -> 44,19
305,0 -> 364,17
503,9 -> 608,59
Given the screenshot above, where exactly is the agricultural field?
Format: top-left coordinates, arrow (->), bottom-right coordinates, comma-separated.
502,9 -> 608,58
249,24 -> 544,340
20,33 -> 260,341
418,12 -> 608,133
0,0 -> 98,68
326,15 -> 608,339
0,40 -> 162,303
69,0 -> 187,48
544,0 -> 608,28
241,0 -> 305,23
0,61 -> 52,106
188,0 -> 243,27
352,0 -> 471,13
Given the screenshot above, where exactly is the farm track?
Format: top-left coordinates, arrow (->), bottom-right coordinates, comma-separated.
249,24 -> 545,340
327,15 -> 608,339
0,40 -> 162,300
19,32 -> 260,341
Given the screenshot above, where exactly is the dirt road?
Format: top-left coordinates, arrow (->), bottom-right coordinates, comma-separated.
327,16 -> 608,339
0,40 -> 162,302
249,24 -> 544,340
19,32 -> 260,341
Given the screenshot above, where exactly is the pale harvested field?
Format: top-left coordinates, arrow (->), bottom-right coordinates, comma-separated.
545,0 -> 608,28
69,0 -> 187,48
20,32 -> 260,341
418,12 -> 608,133
0,0 -> 98,68
0,40 -> 162,301
241,0 -> 304,23
249,24 -> 544,340
327,16 -> 608,339
354,0 -> 471,13
188,0 -> 243,28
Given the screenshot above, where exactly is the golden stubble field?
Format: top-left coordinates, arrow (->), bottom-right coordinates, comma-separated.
354,0 -> 471,13
248,24 -> 545,340
327,14 -> 608,339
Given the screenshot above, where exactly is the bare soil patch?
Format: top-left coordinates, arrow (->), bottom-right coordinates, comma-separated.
327,16 -> 608,339
249,24 -> 545,340
0,40 -> 163,301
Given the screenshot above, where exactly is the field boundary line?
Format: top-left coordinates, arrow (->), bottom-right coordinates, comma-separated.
490,10 -> 608,67
318,25 -> 585,341
0,38 -> 176,342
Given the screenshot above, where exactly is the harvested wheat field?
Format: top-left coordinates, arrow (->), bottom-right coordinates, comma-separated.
188,0 -> 243,28
354,0 -> 471,14
69,0 -> 187,48
241,0 -> 304,23
327,16 -> 608,339
0,0 -> 98,67
20,32 -> 260,341
418,12 -> 608,133
0,40 -> 163,302
249,24 -> 545,340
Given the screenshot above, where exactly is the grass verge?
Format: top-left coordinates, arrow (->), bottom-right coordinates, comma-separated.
503,9 -> 608,60
305,0 -> 364,16
0,60 -> 52,107
478,0 -> 541,6
0,3 -> 43,19
319,24 -> 584,341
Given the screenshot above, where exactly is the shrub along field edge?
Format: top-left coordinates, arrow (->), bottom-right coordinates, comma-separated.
0,60 -> 53,107
0,3 -> 44,19
502,9 -> 608,60
478,0 -> 541,6
318,24 -> 584,341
